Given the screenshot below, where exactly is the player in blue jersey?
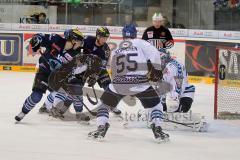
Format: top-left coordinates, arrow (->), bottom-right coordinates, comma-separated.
43,27 -> 121,121
15,29 -> 84,122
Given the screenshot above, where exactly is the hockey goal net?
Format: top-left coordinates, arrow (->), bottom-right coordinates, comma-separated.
214,47 -> 240,119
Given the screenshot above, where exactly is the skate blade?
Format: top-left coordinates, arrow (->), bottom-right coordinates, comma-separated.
155,137 -> 170,143
15,121 -> 21,124
48,114 -> 65,119
38,111 -> 49,114
87,134 -> 105,141
77,120 -> 90,125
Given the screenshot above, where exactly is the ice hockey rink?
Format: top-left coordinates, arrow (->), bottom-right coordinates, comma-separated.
0,71 -> 240,160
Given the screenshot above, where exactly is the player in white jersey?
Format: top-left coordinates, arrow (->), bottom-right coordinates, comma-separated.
158,49 -> 195,112
88,24 -> 169,142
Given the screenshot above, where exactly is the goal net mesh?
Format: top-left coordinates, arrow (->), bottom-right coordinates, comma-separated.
215,48 -> 240,119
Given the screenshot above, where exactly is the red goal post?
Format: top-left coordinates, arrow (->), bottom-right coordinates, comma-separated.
214,47 -> 240,119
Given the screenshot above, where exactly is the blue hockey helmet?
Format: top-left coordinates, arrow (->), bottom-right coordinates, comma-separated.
122,24 -> 137,39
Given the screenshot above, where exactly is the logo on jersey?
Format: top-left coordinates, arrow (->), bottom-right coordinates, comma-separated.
119,40 -> 132,48
147,31 -> 153,38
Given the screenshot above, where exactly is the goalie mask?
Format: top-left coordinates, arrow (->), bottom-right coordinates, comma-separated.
159,48 -> 172,69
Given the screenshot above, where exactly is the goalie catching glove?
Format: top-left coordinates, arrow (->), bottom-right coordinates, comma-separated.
147,60 -> 163,82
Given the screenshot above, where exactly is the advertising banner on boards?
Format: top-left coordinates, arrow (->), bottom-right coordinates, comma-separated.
185,40 -> 240,77
0,33 -> 23,65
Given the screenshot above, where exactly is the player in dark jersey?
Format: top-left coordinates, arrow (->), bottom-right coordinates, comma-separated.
15,29 -> 84,122
142,12 -> 174,50
48,27 -> 121,121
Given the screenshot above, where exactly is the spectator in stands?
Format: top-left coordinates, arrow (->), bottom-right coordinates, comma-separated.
28,13 -> 39,24
162,16 -> 171,28
122,15 -> 138,27
104,17 -> 114,26
173,23 -> 186,29
83,17 -> 91,25
38,12 -> 47,24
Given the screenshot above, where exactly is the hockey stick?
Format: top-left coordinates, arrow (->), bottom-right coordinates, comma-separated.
86,86 -> 98,105
164,118 -> 200,128
81,100 -> 97,116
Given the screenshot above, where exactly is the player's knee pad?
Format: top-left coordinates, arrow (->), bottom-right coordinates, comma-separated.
178,97 -> 193,113
30,91 -> 43,104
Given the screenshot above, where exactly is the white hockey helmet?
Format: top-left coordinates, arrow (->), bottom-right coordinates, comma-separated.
152,12 -> 163,21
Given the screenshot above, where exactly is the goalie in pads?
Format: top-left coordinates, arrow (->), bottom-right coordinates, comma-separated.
158,49 -> 195,113
88,24 -> 169,142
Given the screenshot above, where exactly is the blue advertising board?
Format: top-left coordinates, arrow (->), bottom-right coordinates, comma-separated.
0,33 -> 23,65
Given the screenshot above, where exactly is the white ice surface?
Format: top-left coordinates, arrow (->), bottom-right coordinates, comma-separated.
0,72 -> 240,160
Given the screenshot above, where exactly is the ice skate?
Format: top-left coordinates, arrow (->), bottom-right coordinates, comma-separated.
88,123 -> 110,139
49,107 -> 64,119
39,103 -> 49,114
151,124 -> 169,143
15,112 -> 26,122
76,112 -> 90,124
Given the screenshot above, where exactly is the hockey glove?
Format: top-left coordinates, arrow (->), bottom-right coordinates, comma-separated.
87,75 -> 98,87
147,61 -> 163,82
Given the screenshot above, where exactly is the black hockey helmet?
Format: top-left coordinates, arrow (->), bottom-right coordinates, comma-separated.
96,26 -> 110,38
30,34 -> 42,52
